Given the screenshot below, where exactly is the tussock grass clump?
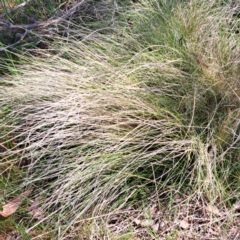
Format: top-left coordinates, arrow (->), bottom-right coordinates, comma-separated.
0,0 -> 239,238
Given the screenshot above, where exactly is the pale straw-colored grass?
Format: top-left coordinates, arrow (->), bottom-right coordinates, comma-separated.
0,0 -> 239,238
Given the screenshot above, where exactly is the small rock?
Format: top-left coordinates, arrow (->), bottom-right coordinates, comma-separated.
160,221 -> 165,228
141,219 -> 154,227
179,219 -> 190,229
133,218 -> 141,225
151,223 -> 159,232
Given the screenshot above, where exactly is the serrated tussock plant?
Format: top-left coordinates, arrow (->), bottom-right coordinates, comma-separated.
0,0 -> 239,237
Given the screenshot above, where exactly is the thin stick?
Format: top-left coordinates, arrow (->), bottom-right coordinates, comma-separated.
233,233 -> 239,240
0,1 -> 87,32
0,29 -> 27,51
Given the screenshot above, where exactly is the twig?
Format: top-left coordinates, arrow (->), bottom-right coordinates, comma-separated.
0,0 -> 88,51
233,233 -> 239,240
0,0 -> 87,32
0,0 -> 32,18
0,30 -> 27,52
0,19 -> 62,32
0,142 -> 7,151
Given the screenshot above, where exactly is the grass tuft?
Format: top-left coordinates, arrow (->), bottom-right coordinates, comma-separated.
0,0 -> 239,238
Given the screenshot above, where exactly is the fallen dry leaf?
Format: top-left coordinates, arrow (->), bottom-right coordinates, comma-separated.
32,208 -> 43,220
206,205 -> 222,216
27,198 -> 44,220
0,189 -> 32,218
27,198 -> 39,212
179,219 -> 190,229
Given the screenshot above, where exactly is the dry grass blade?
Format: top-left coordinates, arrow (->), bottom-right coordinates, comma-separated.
0,0 -> 239,239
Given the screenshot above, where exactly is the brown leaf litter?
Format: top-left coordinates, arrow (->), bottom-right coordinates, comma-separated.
0,189 -> 32,218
